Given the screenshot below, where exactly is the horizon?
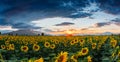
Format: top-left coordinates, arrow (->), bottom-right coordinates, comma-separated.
0,0 -> 120,35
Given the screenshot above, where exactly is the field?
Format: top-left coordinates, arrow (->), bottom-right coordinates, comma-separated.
0,35 -> 120,62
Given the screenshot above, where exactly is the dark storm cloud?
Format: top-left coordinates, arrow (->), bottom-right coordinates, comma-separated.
98,0 -> 120,15
1,0 -> 120,17
94,22 -> 111,27
69,12 -> 92,18
0,19 -> 8,25
55,22 -> 74,26
0,0 -> 120,29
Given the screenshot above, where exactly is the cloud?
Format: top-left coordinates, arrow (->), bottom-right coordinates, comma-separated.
43,29 -> 53,32
69,12 -> 92,18
0,25 -> 10,28
0,0 -> 120,32
0,19 -> 7,25
111,18 -> 120,22
12,23 -> 42,29
54,22 -> 74,26
94,22 -> 111,27
93,18 -> 120,27
111,18 -> 120,26
80,28 -> 89,30
98,0 -> 120,15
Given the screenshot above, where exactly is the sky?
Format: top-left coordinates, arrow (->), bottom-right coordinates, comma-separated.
0,0 -> 120,35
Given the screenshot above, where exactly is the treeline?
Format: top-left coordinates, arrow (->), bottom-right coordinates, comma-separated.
0,32 -> 45,36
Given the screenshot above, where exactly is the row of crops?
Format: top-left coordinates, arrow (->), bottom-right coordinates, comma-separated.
0,35 -> 120,62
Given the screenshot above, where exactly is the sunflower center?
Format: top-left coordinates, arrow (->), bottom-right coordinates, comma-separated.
23,47 -> 27,50
35,46 -> 38,49
82,49 -> 87,53
58,55 -> 64,62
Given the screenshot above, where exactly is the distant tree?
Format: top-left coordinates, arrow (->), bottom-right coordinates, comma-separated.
41,33 -> 44,36
16,33 -> 18,36
11,33 -> 13,36
38,34 -> 40,36
0,32 -> 1,35
8,33 -> 10,35
111,34 -> 114,36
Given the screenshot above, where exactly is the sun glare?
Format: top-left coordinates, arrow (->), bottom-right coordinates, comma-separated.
65,30 -> 74,36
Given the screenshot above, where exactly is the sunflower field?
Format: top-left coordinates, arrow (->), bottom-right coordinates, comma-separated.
0,35 -> 120,62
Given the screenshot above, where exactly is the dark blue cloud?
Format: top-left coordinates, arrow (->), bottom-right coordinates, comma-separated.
111,18 -> 120,22
11,22 -> 42,29
94,22 -> 111,27
0,0 -> 120,30
94,18 -> 120,27
54,22 -> 74,26
111,18 -> 120,26
98,0 -> 120,15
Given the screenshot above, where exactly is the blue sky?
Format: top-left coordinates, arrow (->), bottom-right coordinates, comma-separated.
0,0 -> 120,35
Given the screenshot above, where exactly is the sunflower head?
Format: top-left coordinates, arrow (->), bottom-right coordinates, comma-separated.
50,44 -> 56,49
1,45 -> 6,50
70,41 -> 75,45
5,41 -> 9,45
110,40 -> 117,48
21,45 -> 29,52
44,42 -> 50,48
33,44 -> 40,51
92,43 -> 96,49
70,55 -> 78,62
55,51 -> 68,62
87,56 -> 92,62
6,46 -> 11,50
81,47 -> 89,56
34,57 -> 44,62
74,39 -> 78,43
77,51 -> 82,57
79,39 -> 84,43
9,44 -> 15,50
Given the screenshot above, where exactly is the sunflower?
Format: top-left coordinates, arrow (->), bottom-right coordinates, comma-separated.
1,45 -> 6,50
70,55 -> 78,62
33,44 -> 40,51
70,41 -> 75,45
50,44 -> 56,49
44,42 -> 50,48
6,46 -> 10,50
55,51 -> 68,62
74,39 -> 78,43
81,47 -> 89,56
21,45 -> 29,52
5,41 -> 9,45
55,41 -> 59,44
77,51 -> 82,57
79,39 -> 84,46
97,43 -> 102,50
110,40 -> 117,48
79,39 -> 84,44
87,56 -> 92,62
92,43 -> 96,49
34,57 -> 44,62
9,44 -> 15,50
